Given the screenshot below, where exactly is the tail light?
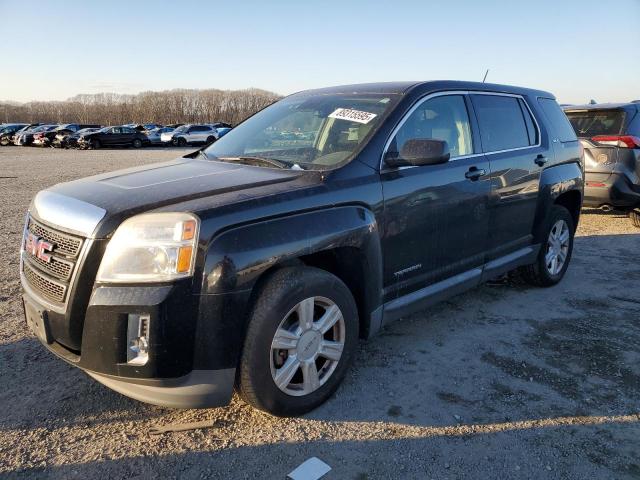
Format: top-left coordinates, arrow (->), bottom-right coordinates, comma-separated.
592,135 -> 640,148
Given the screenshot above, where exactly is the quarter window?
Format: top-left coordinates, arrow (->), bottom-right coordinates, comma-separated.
538,98 -> 578,142
471,95 -> 531,152
389,95 -> 473,159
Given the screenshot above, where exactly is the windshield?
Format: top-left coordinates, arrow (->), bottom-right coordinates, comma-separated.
565,109 -> 626,137
203,92 -> 400,170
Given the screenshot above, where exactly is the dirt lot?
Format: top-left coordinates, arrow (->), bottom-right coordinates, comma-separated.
1,147 -> 639,479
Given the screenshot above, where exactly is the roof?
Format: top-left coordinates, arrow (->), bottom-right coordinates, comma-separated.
292,80 -> 555,99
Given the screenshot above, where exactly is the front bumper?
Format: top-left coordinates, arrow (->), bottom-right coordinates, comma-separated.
22,281 -> 242,408
87,369 -> 235,408
584,172 -> 640,208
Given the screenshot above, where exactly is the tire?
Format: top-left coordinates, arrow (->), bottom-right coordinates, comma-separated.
238,266 -> 358,416
206,136 -> 216,144
177,137 -> 187,147
630,209 -> 640,228
92,139 -> 101,149
519,205 -> 575,287
132,138 -> 142,148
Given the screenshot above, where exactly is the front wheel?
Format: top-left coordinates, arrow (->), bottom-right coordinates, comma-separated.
519,205 -> 575,287
238,267 -> 358,416
92,139 -> 101,149
629,209 -> 640,228
176,137 -> 187,147
132,138 -> 143,148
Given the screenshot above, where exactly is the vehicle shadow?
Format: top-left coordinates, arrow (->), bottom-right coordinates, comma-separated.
0,336 -> 171,432
5,418 -> 640,479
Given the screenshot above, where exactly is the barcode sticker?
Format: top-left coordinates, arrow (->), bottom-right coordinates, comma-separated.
328,108 -> 377,124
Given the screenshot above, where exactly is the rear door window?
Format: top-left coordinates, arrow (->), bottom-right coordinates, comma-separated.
564,109 -> 626,137
538,98 -> 578,142
471,95 -> 531,152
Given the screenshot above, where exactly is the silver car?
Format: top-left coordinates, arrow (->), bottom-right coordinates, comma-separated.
161,124 -> 219,146
146,127 -> 175,145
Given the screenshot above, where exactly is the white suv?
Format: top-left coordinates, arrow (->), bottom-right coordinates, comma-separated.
162,124 -> 218,146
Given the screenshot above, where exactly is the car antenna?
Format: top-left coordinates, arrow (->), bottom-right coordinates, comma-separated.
482,69 -> 489,83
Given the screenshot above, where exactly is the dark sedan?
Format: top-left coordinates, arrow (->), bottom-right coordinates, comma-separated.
77,126 -> 150,149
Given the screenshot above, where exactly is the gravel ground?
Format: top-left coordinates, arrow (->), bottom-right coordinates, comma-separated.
1,147 -> 640,479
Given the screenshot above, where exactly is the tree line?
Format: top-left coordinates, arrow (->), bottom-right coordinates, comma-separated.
0,88 -> 282,126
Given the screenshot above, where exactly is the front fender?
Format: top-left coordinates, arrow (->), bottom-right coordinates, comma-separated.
201,205 -> 382,296
191,206 -> 383,371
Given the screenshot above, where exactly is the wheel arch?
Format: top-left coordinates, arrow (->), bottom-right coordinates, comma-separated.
554,189 -> 582,231
532,162 -> 584,240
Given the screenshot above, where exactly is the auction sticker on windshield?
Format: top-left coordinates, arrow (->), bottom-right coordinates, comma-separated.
329,108 -> 377,124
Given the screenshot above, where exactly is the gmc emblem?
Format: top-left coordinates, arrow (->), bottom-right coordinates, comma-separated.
25,233 -> 54,263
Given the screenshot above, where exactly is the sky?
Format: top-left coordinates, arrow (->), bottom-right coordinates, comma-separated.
1,0 -> 638,104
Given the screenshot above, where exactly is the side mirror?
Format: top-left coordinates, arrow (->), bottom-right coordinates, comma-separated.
385,139 -> 450,167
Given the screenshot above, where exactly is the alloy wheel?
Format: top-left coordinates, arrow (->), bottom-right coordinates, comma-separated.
545,219 -> 570,275
270,296 -> 345,397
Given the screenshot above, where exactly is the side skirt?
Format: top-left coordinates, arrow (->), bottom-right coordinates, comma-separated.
380,245 -> 540,327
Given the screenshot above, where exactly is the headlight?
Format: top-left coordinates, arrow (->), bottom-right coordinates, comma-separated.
96,212 -> 199,283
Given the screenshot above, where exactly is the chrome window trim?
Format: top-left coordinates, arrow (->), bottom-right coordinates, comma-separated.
380,90 -> 542,171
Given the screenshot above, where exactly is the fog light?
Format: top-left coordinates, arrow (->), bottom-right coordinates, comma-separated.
127,313 -> 150,365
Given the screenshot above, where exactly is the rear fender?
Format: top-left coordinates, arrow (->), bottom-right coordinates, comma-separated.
532,162 -> 584,239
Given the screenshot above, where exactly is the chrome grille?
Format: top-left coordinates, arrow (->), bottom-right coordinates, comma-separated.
28,252 -> 73,281
28,219 -> 82,257
23,262 -> 67,303
22,216 -> 85,306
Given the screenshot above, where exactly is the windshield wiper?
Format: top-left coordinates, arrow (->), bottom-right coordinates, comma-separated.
215,156 -> 293,169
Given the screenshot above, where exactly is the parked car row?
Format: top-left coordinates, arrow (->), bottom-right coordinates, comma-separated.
0,122 -> 233,149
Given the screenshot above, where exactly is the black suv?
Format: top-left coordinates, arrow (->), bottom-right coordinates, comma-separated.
563,102 -> 640,226
20,81 -> 583,416
77,126 -> 150,149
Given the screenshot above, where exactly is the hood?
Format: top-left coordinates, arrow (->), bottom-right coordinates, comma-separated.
43,158 -> 304,237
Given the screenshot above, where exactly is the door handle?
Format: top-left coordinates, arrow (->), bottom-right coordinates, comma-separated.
465,166 -> 486,180
535,154 -> 547,166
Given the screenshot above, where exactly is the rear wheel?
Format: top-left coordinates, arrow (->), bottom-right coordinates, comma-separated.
206,136 -> 216,144
519,205 -> 574,287
238,267 -> 358,416
132,138 -> 143,148
630,209 -> 640,228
